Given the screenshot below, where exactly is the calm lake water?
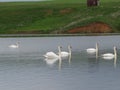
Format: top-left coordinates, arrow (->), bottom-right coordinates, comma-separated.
0,35 -> 120,90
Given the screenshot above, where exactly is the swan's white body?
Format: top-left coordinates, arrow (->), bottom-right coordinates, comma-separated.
9,42 -> 19,48
60,45 -> 72,57
87,48 -> 96,53
102,53 -> 114,57
44,46 -> 62,59
86,43 -> 98,54
102,46 -> 117,60
44,52 -> 59,59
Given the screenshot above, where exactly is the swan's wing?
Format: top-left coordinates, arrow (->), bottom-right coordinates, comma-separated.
102,53 -> 115,60
61,51 -> 69,57
44,52 -> 58,58
102,56 -> 114,60
46,52 -> 57,56
9,44 -> 17,48
86,48 -> 96,53
102,53 -> 114,57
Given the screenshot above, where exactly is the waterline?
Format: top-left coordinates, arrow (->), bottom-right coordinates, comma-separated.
0,33 -> 120,37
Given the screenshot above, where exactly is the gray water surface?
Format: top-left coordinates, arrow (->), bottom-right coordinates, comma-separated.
0,35 -> 120,90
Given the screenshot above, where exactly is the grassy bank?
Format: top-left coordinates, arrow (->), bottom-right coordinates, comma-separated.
0,0 -> 120,34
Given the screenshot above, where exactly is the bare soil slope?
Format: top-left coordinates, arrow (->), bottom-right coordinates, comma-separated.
68,22 -> 113,33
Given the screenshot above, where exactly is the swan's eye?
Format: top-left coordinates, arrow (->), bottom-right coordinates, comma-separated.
69,46 -> 72,48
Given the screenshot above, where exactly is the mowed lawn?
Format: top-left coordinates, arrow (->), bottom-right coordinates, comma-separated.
0,0 -> 119,34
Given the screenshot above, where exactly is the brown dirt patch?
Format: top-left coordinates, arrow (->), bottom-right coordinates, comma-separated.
67,22 -> 113,33
59,8 -> 73,15
44,10 -> 53,16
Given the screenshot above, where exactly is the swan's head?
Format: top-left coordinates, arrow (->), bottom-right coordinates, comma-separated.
68,45 -> 72,50
96,42 -> 98,47
113,46 -> 117,50
113,46 -> 117,54
96,42 -> 99,51
58,46 -> 62,49
16,41 -> 20,45
58,46 -> 62,53
113,46 -> 117,59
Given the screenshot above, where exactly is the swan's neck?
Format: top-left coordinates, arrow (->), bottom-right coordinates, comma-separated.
114,47 -> 117,58
96,43 -> 98,58
58,46 -> 62,60
16,43 -> 19,47
96,43 -> 98,51
68,46 -> 72,55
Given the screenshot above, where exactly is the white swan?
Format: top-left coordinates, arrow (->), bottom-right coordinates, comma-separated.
102,46 -> 117,60
86,43 -> 98,54
44,52 -> 58,58
44,46 -> 62,59
9,42 -> 19,48
60,45 -> 72,57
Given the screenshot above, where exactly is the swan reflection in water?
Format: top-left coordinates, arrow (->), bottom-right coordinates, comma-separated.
102,57 -> 117,69
58,54 -> 72,71
44,55 -> 72,71
86,43 -> 99,59
43,45 -> 72,70
44,58 -> 59,65
86,45 -> 117,69
102,46 -> 117,60
87,56 -> 99,73
101,46 -> 117,68
44,53 -> 72,71
44,57 -> 62,70
59,45 -> 72,70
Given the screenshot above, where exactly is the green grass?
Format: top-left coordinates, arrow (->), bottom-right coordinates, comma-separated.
0,0 -> 120,34
53,0 -> 120,3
